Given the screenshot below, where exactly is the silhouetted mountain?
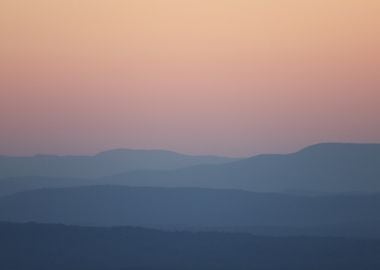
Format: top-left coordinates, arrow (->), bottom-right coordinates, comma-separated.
1,222 -> 380,270
0,149 -> 235,178
0,186 -> 379,233
108,143 -> 380,193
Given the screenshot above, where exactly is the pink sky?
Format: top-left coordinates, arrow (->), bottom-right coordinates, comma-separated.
0,0 -> 379,157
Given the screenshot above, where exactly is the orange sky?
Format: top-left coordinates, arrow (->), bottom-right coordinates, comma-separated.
0,0 -> 379,156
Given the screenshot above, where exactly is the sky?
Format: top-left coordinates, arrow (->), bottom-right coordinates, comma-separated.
0,0 -> 379,157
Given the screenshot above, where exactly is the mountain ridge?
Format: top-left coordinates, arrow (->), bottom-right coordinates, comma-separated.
107,143 -> 380,193
2,221 -> 380,270
0,143 -> 379,195
0,148 -> 236,179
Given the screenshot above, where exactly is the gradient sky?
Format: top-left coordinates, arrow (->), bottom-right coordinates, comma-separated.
0,0 -> 379,157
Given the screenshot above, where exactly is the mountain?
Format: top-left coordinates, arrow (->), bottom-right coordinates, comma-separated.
1,222 -> 380,270
107,143 -> 380,193
0,149 -> 236,178
1,143 -> 379,196
0,186 -> 379,232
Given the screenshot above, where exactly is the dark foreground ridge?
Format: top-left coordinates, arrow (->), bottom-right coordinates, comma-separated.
1,222 -> 380,270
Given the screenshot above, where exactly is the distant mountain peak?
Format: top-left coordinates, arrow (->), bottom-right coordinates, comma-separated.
0,148 -> 236,179
95,148 -> 180,157
297,142 -> 380,155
